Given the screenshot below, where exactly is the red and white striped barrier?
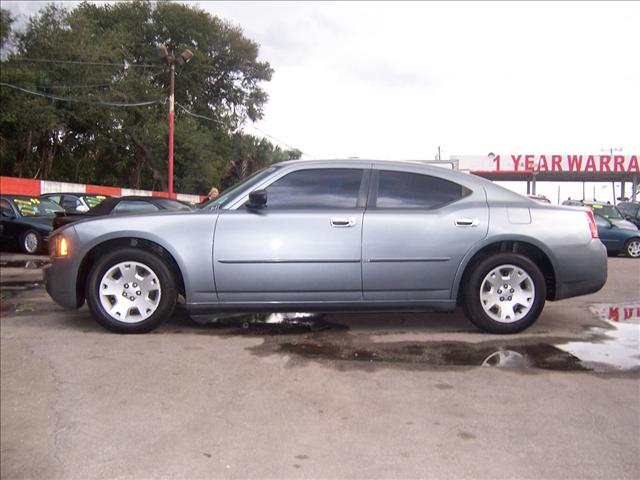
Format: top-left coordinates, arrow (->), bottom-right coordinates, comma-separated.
0,176 -> 205,203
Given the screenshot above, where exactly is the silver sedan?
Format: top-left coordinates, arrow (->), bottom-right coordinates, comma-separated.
44,160 -> 607,334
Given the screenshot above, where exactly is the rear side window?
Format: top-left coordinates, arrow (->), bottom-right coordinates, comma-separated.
112,200 -> 159,214
266,168 -> 363,209
375,171 -> 469,209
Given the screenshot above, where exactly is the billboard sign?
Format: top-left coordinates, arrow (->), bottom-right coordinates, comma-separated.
454,154 -> 639,174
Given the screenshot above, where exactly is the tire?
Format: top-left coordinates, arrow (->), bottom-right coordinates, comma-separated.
461,253 -> 546,334
86,248 -> 177,333
624,238 -> 640,258
20,230 -> 42,254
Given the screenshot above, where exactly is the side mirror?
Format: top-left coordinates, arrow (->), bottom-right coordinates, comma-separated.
1,210 -> 15,219
247,190 -> 267,210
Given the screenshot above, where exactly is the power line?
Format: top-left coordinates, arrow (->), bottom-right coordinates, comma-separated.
246,123 -> 310,156
175,102 -> 312,157
176,102 -> 222,123
11,57 -> 161,69
0,82 -> 163,107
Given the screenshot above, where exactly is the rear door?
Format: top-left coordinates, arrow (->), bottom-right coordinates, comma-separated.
213,167 -> 369,303
362,167 -> 489,301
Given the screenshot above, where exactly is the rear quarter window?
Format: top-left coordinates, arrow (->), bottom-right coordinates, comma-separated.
375,171 -> 470,209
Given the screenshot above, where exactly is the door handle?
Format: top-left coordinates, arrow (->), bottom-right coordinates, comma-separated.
330,217 -> 356,228
455,217 -> 479,227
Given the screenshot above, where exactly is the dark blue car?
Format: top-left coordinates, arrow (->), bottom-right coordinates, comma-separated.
595,214 -> 640,258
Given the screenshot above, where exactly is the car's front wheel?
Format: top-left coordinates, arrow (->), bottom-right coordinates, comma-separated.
624,238 -> 640,258
86,248 -> 177,333
20,230 -> 42,254
462,253 -> 546,334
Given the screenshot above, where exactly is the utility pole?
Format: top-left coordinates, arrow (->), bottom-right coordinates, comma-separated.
158,44 -> 194,195
601,147 -> 622,203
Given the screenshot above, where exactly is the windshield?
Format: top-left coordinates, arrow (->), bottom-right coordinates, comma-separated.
590,204 -> 623,220
201,166 -> 279,209
12,197 -> 64,217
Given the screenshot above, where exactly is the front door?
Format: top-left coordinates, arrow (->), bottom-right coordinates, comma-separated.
362,168 -> 489,301
213,167 -> 368,303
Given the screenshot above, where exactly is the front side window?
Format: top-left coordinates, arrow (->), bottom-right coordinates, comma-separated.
112,200 -> 159,214
594,214 -> 610,227
376,171 -> 468,209
265,168 -> 363,209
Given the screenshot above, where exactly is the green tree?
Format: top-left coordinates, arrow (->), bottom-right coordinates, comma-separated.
0,1 -> 300,193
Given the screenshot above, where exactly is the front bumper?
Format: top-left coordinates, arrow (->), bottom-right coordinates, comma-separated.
43,227 -> 83,309
43,258 -> 82,309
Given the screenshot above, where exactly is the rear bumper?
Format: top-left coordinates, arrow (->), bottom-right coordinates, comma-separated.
553,239 -> 608,300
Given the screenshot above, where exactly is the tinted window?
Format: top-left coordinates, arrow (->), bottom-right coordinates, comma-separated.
112,200 -> 159,214
618,203 -> 639,218
376,171 -> 467,208
266,169 -> 363,209
61,195 -> 81,210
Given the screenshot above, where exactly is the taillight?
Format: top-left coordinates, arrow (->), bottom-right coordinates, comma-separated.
585,210 -> 598,239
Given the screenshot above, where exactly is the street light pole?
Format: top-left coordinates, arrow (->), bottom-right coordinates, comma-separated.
168,61 -> 176,195
167,62 -> 176,196
158,44 -> 193,196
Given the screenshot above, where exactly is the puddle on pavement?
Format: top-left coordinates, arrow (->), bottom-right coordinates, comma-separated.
553,304 -> 640,373
190,312 -> 347,336
268,339 -> 588,371
187,310 -> 637,373
0,259 -> 50,269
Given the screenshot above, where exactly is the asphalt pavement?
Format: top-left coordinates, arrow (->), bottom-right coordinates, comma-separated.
1,252 -> 639,479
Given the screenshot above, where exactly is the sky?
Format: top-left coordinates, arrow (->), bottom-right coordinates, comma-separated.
4,1 -> 640,202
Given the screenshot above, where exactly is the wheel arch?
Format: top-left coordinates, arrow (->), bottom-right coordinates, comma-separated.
75,236 -> 187,306
454,236 -> 558,303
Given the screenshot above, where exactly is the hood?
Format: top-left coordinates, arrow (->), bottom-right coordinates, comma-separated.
611,218 -> 638,231
19,215 -> 55,231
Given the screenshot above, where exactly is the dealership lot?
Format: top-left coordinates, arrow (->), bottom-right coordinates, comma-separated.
1,253 -> 639,479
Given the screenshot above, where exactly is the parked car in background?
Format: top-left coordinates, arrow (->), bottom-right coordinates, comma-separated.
45,160 -> 607,335
40,193 -> 110,213
616,201 -> 640,229
52,195 -> 194,229
561,199 -> 638,231
594,214 -> 640,258
0,195 -> 63,254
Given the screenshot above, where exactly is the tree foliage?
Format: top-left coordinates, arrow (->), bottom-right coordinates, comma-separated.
0,1 -> 301,194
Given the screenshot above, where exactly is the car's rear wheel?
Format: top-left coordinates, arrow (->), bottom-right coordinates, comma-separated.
20,230 -> 42,254
462,253 -> 546,334
624,238 -> 640,258
86,248 -> 177,333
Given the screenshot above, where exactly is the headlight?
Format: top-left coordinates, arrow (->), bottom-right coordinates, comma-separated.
59,237 -> 69,256
51,236 -> 70,257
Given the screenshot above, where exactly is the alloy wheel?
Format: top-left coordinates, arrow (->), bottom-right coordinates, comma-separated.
98,261 -> 162,323
627,239 -> 640,258
479,264 -> 535,324
24,232 -> 39,254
